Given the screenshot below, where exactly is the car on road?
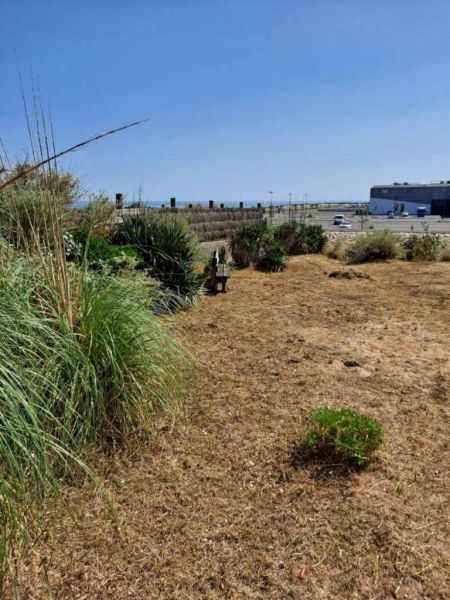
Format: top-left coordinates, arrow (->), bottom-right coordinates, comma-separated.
387,211 -> 395,219
339,221 -> 352,229
333,214 -> 345,225
400,211 -> 409,217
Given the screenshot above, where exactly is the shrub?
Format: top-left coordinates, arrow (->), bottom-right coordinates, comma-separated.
297,224 -> 327,254
274,221 -> 301,254
324,238 -> 345,260
275,222 -> 327,255
402,231 -> 442,261
345,230 -> 399,264
300,407 -> 383,468
229,225 -> 255,267
70,195 -> 116,237
229,222 -> 271,267
68,229 -> 141,272
439,245 -> 450,261
115,209 -> 202,307
0,165 -> 80,249
255,240 -> 287,272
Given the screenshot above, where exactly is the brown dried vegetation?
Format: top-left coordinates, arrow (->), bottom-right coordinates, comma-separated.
12,256 -> 450,599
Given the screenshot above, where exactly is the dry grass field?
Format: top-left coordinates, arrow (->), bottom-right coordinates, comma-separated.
15,256 -> 449,599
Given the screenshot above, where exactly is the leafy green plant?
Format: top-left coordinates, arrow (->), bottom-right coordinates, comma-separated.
115,210 -> 202,307
300,407 -> 384,468
274,221 -> 301,254
255,240 -> 287,272
346,230 -> 399,264
229,222 -> 271,267
402,229 -> 442,261
275,222 -> 327,255
68,229 -> 141,272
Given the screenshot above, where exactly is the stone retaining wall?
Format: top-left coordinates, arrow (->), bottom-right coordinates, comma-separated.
326,231 -> 450,246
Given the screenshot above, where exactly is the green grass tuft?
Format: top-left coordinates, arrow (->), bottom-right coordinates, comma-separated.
300,407 -> 384,468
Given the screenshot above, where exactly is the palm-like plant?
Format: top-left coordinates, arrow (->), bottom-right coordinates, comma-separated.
116,210 -> 202,308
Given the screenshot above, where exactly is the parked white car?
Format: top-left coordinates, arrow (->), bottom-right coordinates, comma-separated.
339,221 -> 352,229
401,211 -> 409,217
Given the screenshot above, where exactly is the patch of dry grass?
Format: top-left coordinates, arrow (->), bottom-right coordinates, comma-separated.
11,256 -> 450,599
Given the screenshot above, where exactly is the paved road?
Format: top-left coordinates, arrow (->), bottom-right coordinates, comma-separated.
268,208 -> 450,233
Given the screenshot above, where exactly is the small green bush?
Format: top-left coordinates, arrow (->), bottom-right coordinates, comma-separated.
300,407 -> 383,468
346,230 -> 399,264
255,241 -> 287,272
68,230 -> 141,272
275,222 -> 327,255
402,232 -> 442,261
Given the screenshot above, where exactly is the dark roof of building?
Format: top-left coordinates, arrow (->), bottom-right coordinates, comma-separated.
372,181 -> 450,188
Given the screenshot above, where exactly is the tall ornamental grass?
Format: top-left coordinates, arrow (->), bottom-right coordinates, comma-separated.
0,160 -> 190,588
0,243 -> 189,582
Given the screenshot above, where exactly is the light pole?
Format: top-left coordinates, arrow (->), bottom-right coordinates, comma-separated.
289,192 -> 292,222
269,191 -> 274,223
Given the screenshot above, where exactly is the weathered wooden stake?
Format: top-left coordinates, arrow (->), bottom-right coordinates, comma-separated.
115,193 -> 124,209
170,197 -> 176,209
209,200 -> 214,209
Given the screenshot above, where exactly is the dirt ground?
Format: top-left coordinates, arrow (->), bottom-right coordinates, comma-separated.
16,256 -> 450,599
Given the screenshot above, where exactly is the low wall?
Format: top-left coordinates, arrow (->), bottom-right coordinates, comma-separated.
326,231 -> 450,246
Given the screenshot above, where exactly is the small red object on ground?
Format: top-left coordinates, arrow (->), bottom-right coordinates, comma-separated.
297,566 -> 307,580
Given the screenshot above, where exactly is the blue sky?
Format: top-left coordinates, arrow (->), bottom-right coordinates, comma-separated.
2,1 -> 450,204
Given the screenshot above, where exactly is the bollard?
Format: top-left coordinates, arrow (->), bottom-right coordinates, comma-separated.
209,200 -> 214,209
170,197 -> 176,209
239,201 -> 244,209
115,193 -> 124,209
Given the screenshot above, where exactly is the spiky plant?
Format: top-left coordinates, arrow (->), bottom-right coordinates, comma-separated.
255,240 -> 288,272
115,209 -> 202,308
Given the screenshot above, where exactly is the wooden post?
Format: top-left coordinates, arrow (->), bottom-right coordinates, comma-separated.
239,201 -> 244,209
209,200 -> 214,209
115,193 -> 124,209
170,197 -> 176,210
188,203 -> 193,209
257,202 -> 262,208
220,203 -> 225,209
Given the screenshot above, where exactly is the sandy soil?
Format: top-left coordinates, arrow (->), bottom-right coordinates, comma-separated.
15,256 -> 450,599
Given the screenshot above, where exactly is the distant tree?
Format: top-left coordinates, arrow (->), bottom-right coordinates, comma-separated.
359,204 -> 369,230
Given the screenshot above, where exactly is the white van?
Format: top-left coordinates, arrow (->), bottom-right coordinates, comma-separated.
333,214 -> 345,225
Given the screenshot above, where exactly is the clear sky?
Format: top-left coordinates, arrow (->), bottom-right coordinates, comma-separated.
2,0 -> 450,205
